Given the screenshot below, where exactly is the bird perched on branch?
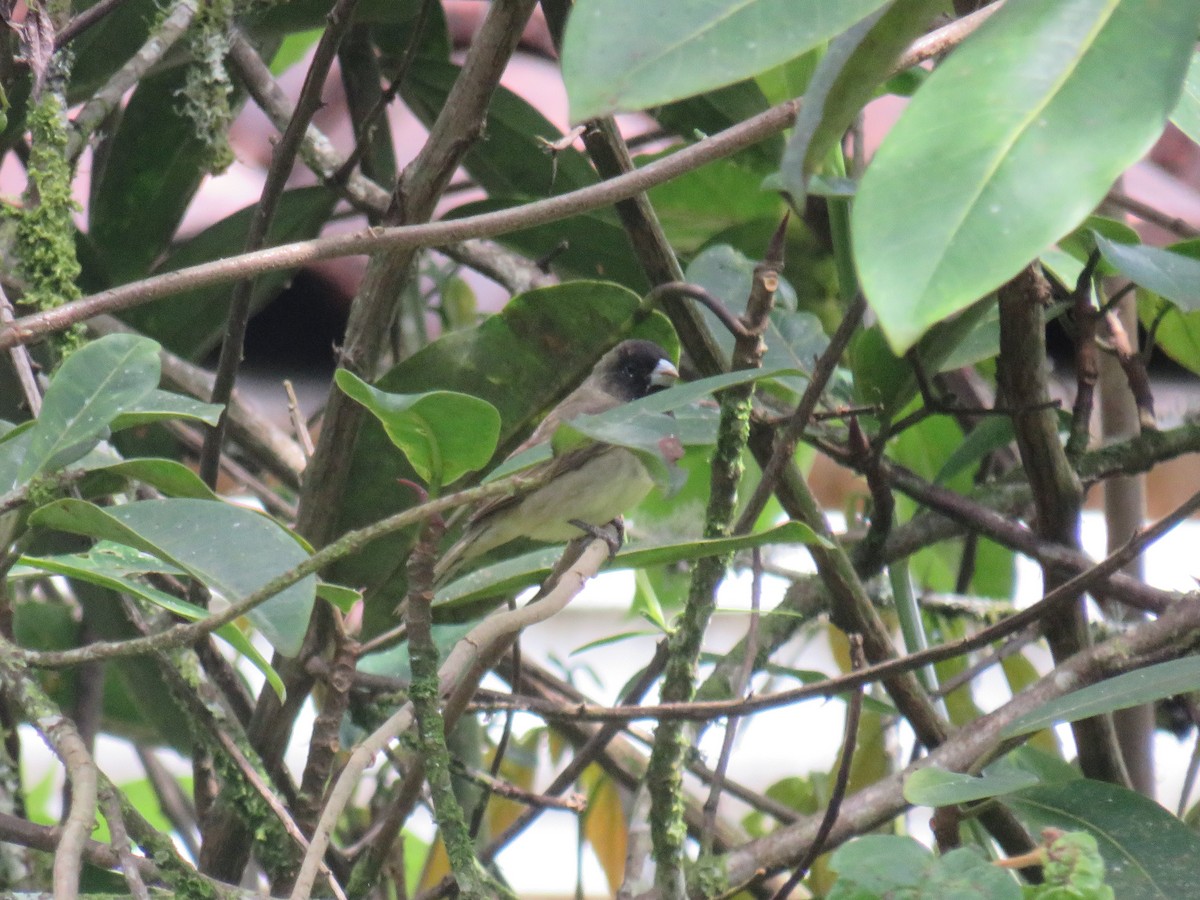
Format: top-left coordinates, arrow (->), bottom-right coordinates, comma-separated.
434,339 -> 679,584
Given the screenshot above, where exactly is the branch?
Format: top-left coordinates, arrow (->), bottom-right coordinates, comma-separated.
291,530 -> 616,900
66,0 -> 199,159
717,576 -> 1200,894
11,462 -> 561,669
997,264 -> 1124,782
648,230 -> 779,894
199,0 -> 362,488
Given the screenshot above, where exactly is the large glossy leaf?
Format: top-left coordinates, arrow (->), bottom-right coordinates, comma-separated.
1170,51 -> 1200,145
335,372 -> 501,489
331,283 -> 676,620
122,187 -> 338,359
1004,656 -> 1200,739
14,335 -> 161,487
1094,232 -> 1200,310
435,521 -> 824,611
87,67 -> 214,287
29,499 -> 316,656
782,0 -> 942,190
562,0 -> 891,120
1007,780 -> 1200,897
852,0 -> 1199,353
14,545 -> 284,699
828,836 -> 1020,900
903,765 -> 1039,807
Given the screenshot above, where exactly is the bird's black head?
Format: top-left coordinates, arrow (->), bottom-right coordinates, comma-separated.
596,340 -> 679,402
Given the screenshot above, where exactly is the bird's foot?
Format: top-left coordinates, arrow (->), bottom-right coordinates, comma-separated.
568,517 -> 625,559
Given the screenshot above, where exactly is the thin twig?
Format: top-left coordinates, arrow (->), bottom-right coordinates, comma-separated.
701,548 -> 764,854
293,528 -> 617,900
467,484 -> 1200,727
98,786 -> 149,900
199,0 -> 361,488
0,282 -> 42,415
284,379 -> 315,460
646,281 -> 752,339
55,0 -> 130,47
66,0 -> 199,159
769,635 -> 866,899
734,295 -> 866,535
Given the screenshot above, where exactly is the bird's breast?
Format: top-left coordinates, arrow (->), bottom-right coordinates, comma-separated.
520,446 -> 654,543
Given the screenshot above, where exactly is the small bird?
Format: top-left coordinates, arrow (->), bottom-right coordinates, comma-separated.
434,339 -> 679,583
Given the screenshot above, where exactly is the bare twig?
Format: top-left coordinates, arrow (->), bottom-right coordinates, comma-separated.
98,786 -> 149,900
67,0 -> 198,159
701,548 -> 764,854
769,635 -> 866,899
55,0 -> 130,47
292,529 -> 617,899
199,0 -> 361,488
0,282 -> 41,415
282,379 -> 315,460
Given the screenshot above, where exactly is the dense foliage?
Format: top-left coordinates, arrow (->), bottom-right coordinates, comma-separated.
1,0 -> 1200,897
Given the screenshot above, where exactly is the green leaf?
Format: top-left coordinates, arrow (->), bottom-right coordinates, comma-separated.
111,389 -> 224,430
66,0 -> 158,101
562,0 -> 892,121
1170,50 -> 1200,146
87,67 -> 212,286
686,244 -> 825,398
270,28 -> 323,75
935,417 -> 1018,484
1140,291 -> 1200,376
829,836 -> 1020,900
15,335 -> 161,486
645,154 -> 784,253
29,499 -> 316,656
1004,656 -> 1200,739
904,765 -> 1039,807
1007,779 -> 1200,898
435,521 -> 826,610
316,582 -> 362,614
82,458 -> 218,500
852,0 -> 1200,353
15,547 -> 284,700
335,372 -> 501,489
1094,232 -> 1200,310
782,0 -> 943,189
484,365 -> 798,484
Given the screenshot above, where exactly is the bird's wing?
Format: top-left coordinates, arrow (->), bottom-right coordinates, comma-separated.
465,441 -> 609,527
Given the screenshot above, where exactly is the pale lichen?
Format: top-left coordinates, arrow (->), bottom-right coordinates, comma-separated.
177,0 -> 236,173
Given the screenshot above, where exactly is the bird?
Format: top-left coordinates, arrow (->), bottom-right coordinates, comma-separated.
434,339 -> 679,584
